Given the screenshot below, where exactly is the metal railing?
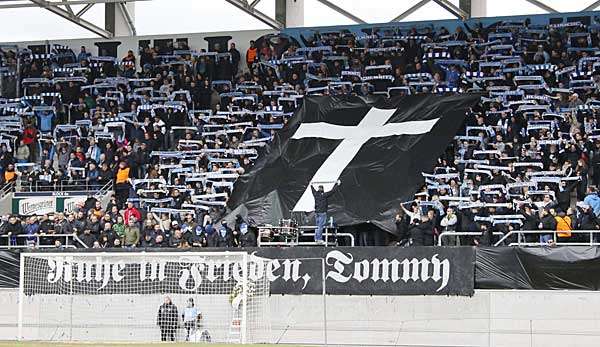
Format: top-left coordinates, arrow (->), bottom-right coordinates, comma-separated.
437,231 -> 504,246
0,181 -> 14,198
258,226 -> 355,247
94,180 -> 114,199
494,230 -> 600,247
0,233 -> 87,249
17,178 -> 110,193
439,230 -> 600,247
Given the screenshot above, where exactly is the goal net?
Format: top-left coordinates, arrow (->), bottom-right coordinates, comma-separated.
18,252 -> 271,344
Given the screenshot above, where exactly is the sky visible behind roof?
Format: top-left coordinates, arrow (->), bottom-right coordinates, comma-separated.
0,0 -> 596,42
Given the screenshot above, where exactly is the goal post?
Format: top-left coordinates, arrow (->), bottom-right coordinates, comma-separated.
18,251 -> 271,344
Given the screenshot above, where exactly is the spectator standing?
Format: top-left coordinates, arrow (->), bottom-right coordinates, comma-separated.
310,180 -> 341,244
245,40 -> 258,74
584,187 -> 600,217
15,141 -> 30,163
522,206 -> 540,243
22,122 -> 37,161
24,217 -> 39,246
238,222 -> 257,247
124,201 -> 142,224
539,208 -> 557,244
5,216 -> 23,246
182,298 -> 199,342
122,218 -> 140,247
216,221 -> 233,247
409,215 -> 434,246
112,215 -> 126,240
229,43 -> 241,77
3,164 -> 18,184
77,46 -> 90,62
156,296 -> 179,342
555,209 -> 573,243
394,207 -> 409,245
114,161 -> 131,208
440,207 -> 458,245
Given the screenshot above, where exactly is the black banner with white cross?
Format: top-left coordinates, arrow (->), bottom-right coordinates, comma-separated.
226,94 -> 480,233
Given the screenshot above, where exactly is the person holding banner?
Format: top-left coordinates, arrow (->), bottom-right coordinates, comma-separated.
310,180 -> 341,244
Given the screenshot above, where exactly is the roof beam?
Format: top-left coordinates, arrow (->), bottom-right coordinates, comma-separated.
0,0 -> 148,10
64,3 -> 74,15
75,2 -> 93,16
583,0 -> 600,11
225,0 -> 283,30
118,2 -> 136,36
315,0 -> 366,24
524,0 -> 557,13
30,0 -> 113,38
432,0 -> 469,19
390,0 -> 430,22
248,0 -> 260,8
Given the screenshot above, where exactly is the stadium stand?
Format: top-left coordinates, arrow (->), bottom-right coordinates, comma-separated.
2,14 -> 600,249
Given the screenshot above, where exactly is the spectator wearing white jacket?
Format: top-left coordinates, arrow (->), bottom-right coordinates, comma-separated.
440,207 -> 459,246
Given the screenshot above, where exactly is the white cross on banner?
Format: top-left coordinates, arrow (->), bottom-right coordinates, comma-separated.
291,107 -> 440,212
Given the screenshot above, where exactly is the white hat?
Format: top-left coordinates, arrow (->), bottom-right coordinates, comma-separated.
576,201 -> 590,209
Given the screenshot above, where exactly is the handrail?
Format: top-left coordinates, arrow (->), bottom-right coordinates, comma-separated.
300,231 -> 355,247
494,230 -> 600,247
437,231 -> 504,246
0,233 -> 88,249
17,178 -> 109,193
94,180 -> 113,200
0,181 -> 14,198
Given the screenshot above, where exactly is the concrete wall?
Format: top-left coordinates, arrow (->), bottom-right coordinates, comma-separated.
0,192 -> 13,216
2,288 -> 600,346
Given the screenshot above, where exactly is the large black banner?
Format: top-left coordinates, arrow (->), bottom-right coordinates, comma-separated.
225,94 -> 479,234
9,247 -> 600,294
255,247 -> 475,296
476,246 -> 600,290
2,247 -> 475,296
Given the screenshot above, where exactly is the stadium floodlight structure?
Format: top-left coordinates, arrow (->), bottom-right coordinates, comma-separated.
18,252 -> 271,344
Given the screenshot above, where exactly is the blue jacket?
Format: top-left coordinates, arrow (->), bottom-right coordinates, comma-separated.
584,193 -> 600,216
25,223 -> 39,241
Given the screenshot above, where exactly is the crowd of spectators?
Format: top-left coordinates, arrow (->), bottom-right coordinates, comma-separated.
1,16 -> 600,247
0,195 -> 256,248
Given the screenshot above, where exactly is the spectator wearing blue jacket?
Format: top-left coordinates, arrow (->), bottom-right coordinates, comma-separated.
77,46 -> 90,63
86,162 -> 100,189
24,216 -> 40,246
445,65 -> 460,88
583,186 -> 600,217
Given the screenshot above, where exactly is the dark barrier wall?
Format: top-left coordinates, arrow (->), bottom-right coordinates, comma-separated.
475,247 -> 600,290
0,247 -> 475,296
0,250 -> 19,288
7,246 -> 600,293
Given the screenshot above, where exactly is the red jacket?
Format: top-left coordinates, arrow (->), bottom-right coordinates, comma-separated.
22,127 -> 37,145
124,207 -> 141,223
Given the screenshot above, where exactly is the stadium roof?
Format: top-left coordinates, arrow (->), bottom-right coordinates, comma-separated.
0,0 -> 599,41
